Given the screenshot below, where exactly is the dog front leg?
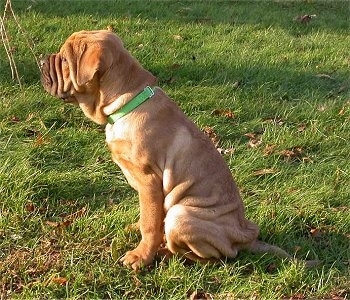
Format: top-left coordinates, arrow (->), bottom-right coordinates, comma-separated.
120,175 -> 164,270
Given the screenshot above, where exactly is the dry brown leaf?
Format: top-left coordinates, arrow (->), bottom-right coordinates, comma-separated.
45,221 -> 60,228
295,14 -> 316,24
310,227 -> 322,239
339,106 -> 346,116
61,220 -> 72,228
211,109 -> 235,119
189,290 -> 213,300
288,293 -> 306,300
253,168 -> 278,176
232,80 -> 242,89
221,147 -> 235,155
263,144 -> 277,156
279,146 -> 304,160
297,123 -> 307,132
64,206 -> 87,222
45,219 -> 72,228
25,202 -> 35,212
266,263 -> 277,274
51,277 -> 68,286
317,104 -> 327,112
35,133 -> 45,146
203,126 -> 220,147
262,117 -> 284,126
165,76 -> 177,84
245,133 -> 262,148
10,115 -> 21,123
244,132 -> 256,139
294,245 -> 302,252
106,25 -> 114,32
26,113 -> 35,122
248,139 -> 262,148
338,102 -> 349,116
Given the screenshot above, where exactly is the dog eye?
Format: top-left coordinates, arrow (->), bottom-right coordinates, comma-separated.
62,57 -> 67,63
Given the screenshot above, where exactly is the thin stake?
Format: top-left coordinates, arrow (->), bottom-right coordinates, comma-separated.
1,0 -> 41,88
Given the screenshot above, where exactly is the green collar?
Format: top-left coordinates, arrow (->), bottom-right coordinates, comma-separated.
107,86 -> 155,124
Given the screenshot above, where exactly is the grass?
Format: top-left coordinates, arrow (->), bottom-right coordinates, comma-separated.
0,0 -> 349,298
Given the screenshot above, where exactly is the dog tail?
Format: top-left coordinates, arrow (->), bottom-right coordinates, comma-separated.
247,240 -> 320,267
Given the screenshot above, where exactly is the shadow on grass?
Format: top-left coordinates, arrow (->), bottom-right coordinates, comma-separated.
2,58 -> 348,107
12,0 -> 349,34
3,0 -> 348,94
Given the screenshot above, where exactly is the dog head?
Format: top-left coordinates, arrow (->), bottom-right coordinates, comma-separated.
40,30 -> 156,124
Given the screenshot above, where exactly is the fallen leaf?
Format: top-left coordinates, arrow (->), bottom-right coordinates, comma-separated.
25,113 -> 35,122
294,245 -> 302,252
279,146 -> 304,161
189,290 -> 213,300
63,206 -> 87,222
266,263 -> 277,274
263,144 -> 277,156
217,147 -> 235,155
51,277 -> 68,286
132,275 -> 142,287
45,219 -> 72,228
317,105 -> 327,112
25,202 -> 35,212
297,123 -> 307,132
35,133 -> 45,146
310,227 -> 322,239
315,73 -> 335,80
106,25 -> 114,32
253,168 -> 278,176
295,14 -> 316,24
45,221 -> 60,228
203,126 -> 220,147
302,156 -> 313,163
262,117 -> 284,126
10,116 -> 21,123
211,109 -> 235,119
338,102 -> 349,115
338,106 -> 346,116
289,293 -> 306,299
165,76 -> 177,84
173,34 -> 183,41
61,220 -> 72,228
96,156 -> 105,163
244,133 -> 262,148
232,80 -> 242,89
224,148 -> 235,155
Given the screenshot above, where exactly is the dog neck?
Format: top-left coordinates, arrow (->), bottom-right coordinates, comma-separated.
102,75 -> 157,118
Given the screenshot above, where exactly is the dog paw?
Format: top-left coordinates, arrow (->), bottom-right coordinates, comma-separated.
119,247 -> 154,271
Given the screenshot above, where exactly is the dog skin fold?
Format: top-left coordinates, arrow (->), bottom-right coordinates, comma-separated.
41,30 -> 318,271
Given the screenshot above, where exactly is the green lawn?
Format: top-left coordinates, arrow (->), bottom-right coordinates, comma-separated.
0,0 -> 349,298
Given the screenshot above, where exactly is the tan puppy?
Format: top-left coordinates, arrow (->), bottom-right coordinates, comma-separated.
40,30 -> 311,270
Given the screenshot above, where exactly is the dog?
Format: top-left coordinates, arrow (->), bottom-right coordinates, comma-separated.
40,30 -> 316,270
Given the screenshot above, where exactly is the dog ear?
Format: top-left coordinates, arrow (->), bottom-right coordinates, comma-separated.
76,43 -> 113,86
64,40 -> 113,91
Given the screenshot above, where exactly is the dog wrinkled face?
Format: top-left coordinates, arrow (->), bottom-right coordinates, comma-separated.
40,30 -> 120,124
40,52 -> 76,103
40,34 -> 101,104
